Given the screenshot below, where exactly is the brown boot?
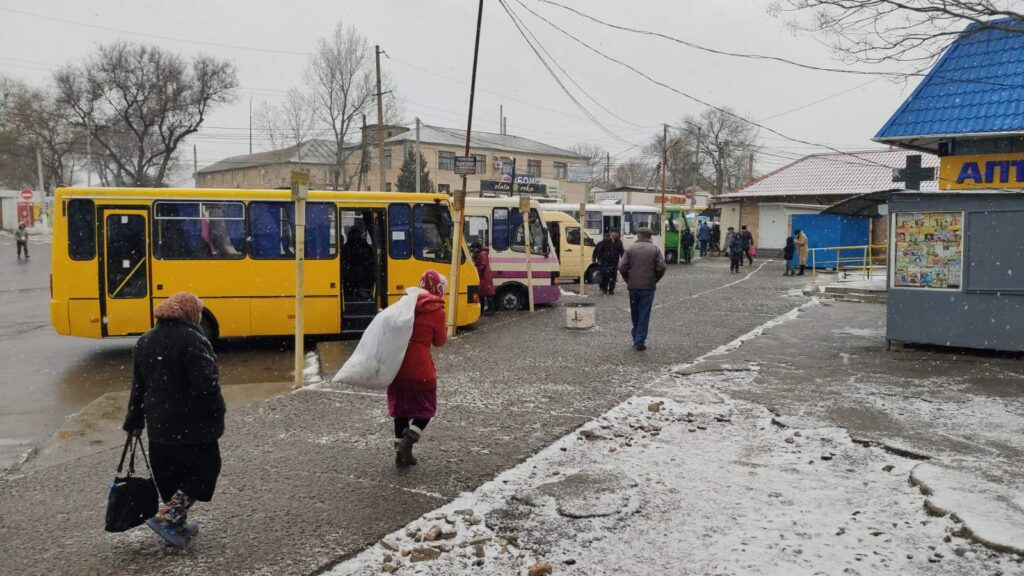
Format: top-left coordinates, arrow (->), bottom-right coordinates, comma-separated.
395,425 -> 422,468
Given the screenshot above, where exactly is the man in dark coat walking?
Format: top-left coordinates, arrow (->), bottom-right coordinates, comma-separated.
618,228 -> 666,351
123,292 -> 225,542
593,229 -> 625,295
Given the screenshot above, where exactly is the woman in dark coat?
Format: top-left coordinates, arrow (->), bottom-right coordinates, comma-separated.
389,270 -> 448,467
681,227 -> 694,264
123,291 -> 225,541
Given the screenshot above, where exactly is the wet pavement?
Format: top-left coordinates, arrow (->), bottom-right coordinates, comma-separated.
0,256 -> 807,576
0,235 -> 311,472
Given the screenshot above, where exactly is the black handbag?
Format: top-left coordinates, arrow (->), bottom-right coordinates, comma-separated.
104,436 -> 159,532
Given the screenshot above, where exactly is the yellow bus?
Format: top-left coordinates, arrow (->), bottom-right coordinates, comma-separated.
50,187 -> 481,341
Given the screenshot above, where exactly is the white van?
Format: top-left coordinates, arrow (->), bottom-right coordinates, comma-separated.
541,210 -> 598,283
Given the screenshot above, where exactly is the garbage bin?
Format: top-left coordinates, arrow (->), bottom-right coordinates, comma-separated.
564,302 -> 596,329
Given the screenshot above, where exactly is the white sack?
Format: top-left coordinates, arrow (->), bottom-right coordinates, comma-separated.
332,287 -> 421,389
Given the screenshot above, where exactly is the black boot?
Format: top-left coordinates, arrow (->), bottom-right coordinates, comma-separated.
797,265 -> 805,276
395,425 -> 422,468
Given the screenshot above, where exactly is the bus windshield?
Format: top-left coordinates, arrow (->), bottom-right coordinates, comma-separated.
630,212 -> 661,235
512,208 -> 548,256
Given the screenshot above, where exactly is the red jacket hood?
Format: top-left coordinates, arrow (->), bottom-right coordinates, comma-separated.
416,292 -> 446,314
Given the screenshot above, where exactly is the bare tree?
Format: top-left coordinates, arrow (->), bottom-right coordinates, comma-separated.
773,0 -> 1024,65
55,42 -> 237,187
570,142 -> 611,189
677,107 -> 758,195
0,77 -> 83,190
306,24 -> 377,190
612,158 -> 658,188
254,89 -> 319,158
642,130 -> 698,193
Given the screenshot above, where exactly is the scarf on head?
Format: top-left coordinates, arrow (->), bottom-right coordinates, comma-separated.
154,292 -> 204,325
419,269 -> 448,298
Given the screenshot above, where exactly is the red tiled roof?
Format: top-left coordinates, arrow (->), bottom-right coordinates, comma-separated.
721,149 -> 939,199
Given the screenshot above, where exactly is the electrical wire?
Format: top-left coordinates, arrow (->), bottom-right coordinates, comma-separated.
496,0 -> 637,147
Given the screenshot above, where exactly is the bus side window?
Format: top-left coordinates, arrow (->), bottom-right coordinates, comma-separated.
492,208 -> 510,251
566,226 -> 581,246
464,215 -> 489,247
249,202 -> 295,259
413,203 -> 452,262
154,201 -> 244,259
67,199 -> 96,260
306,203 -> 337,259
388,204 -> 411,259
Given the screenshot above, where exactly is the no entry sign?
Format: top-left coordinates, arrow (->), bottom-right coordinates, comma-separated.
20,189 -> 33,200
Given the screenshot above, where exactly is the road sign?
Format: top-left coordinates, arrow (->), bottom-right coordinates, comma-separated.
455,156 -> 477,175
519,195 -> 531,213
20,189 -> 33,200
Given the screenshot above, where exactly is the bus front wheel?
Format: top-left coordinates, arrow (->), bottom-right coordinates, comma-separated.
497,285 -> 526,311
665,250 -> 678,264
585,265 -> 603,285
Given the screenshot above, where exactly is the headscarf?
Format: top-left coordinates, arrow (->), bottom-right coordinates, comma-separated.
419,269 -> 448,298
154,292 -> 204,325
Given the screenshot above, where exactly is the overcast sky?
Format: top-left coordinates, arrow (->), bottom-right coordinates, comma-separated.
0,0 -> 922,186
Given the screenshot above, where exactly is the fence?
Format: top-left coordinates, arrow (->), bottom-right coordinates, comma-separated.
808,244 -> 887,285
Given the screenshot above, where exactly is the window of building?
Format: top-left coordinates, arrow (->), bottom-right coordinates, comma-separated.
413,203 -> 454,262
464,215 -> 490,247
527,159 -> 541,177
67,199 -> 96,261
388,203 -> 412,259
153,201 -> 246,259
492,208 -> 510,251
249,202 -> 337,259
554,162 -> 567,180
438,184 -> 451,193
385,182 -> 392,192
384,148 -> 393,169
438,151 -> 456,171
474,154 -> 487,175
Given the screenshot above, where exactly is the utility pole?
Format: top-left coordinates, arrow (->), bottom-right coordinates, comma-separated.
605,151 -> 611,189
660,123 -> 668,218
290,170 -> 309,389
193,144 -> 198,188
747,153 -> 754,182
357,114 -> 367,192
448,0 -> 485,336
249,96 -> 253,155
85,120 -> 93,187
499,105 -> 503,133
375,45 -> 386,192
415,117 -> 422,193
36,147 -> 47,228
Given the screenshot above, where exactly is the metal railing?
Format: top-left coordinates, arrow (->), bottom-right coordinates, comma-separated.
808,244 -> 887,285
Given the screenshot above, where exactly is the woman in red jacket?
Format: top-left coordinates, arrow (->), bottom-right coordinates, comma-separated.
390,269 -> 448,467
471,242 -> 496,315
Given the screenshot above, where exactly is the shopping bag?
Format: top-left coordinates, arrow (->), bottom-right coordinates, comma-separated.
332,287 -> 421,390
749,246 -> 758,257
105,437 -> 159,532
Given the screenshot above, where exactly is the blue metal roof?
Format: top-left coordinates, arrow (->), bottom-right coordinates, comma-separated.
875,18 -> 1024,141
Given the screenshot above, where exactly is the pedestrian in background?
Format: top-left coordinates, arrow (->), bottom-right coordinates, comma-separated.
471,242 -> 495,315
123,292 -> 225,544
681,227 -> 694,264
593,229 -> 624,295
794,229 -> 809,275
389,270 -> 448,468
710,223 -> 721,254
723,226 -> 736,260
15,223 -> 29,259
697,221 -> 711,257
728,231 -> 744,273
618,227 -> 666,351
783,236 -> 796,276
739,225 -> 754,265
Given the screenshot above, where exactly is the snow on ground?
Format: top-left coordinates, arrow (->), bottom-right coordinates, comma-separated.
326,389 -> 1020,576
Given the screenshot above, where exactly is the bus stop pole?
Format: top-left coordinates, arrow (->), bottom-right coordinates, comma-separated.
579,202 -> 586,295
521,187 -> 535,313
291,170 -> 309,389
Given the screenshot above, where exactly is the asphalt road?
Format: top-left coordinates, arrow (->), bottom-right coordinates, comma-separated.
0,254 -> 806,576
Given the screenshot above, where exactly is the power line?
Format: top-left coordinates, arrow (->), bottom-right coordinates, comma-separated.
0,6 -> 310,57
496,0 -> 636,146
532,0 -> 1024,88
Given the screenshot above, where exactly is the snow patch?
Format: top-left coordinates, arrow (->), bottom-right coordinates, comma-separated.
911,463 -> 1024,556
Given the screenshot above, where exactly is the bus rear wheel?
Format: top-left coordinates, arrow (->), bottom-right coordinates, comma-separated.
665,250 -> 678,264
199,312 -> 220,346
497,285 -> 526,311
